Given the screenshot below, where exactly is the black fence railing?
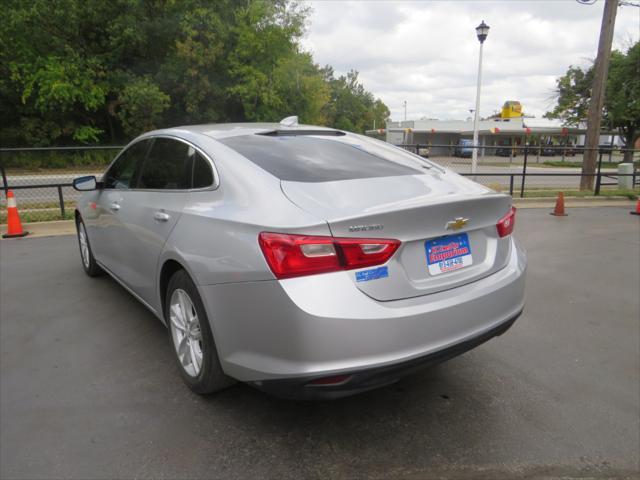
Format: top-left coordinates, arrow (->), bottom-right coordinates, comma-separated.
396,143 -> 639,197
0,146 -> 120,222
0,144 -> 638,223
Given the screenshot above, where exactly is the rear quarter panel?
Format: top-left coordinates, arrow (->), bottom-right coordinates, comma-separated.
160,133 -> 331,287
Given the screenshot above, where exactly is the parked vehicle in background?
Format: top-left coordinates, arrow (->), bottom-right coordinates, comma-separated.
525,145 -> 541,155
495,143 -> 519,157
454,139 -> 474,158
541,143 -> 557,157
72,118 -> 526,399
563,144 -> 577,156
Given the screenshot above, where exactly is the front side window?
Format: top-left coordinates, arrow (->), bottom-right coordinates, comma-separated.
137,138 -> 194,190
103,140 -> 150,189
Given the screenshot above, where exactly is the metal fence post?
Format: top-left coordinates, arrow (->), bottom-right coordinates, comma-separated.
57,185 -> 65,218
0,161 -> 8,198
520,147 -> 528,198
595,149 -> 603,196
509,175 -> 514,196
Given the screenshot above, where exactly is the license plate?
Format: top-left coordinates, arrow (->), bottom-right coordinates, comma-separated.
425,233 -> 473,276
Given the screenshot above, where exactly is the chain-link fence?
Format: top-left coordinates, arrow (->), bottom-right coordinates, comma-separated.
0,146 -> 121,223
1,144 -> 638,224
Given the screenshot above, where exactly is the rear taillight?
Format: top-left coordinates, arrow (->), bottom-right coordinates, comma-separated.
496,206 -> 516,237
258,232 -> 400,279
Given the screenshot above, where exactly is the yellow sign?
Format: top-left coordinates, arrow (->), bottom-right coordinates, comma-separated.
501,101 -> 522,119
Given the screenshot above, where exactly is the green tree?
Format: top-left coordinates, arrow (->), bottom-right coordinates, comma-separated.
322,69 -> 389,133
0,0 -> 389,146
117,77 -> 170,138
272,53 -> 330,125
546,42 -> 640,162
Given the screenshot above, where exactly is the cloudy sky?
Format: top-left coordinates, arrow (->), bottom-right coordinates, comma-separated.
300,0 -> 640,122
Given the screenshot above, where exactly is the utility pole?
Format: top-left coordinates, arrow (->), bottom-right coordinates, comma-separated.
580,0 -> 618,191
403,101 -> 407,122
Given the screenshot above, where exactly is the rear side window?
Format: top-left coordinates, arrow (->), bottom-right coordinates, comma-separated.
138,138 -> 193,190
218,135 -> 421,182
192,153 -> 214,189
103,140 -> 150,189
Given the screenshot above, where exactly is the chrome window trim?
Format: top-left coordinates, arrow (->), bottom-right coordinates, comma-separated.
101,137 -> 152,190
102,134 -> 220,192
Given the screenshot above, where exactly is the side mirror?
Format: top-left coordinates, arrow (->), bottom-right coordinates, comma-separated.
73,175 -> 98,191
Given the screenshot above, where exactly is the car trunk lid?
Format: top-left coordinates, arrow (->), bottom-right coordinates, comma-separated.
281,171 -> 513,301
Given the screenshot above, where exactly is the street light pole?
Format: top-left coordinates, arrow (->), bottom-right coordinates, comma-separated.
471,21 -> 489,176
403,101 -> 407,122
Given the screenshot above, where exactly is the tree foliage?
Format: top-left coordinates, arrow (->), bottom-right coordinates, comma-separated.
0,0 -> 388,146
545,41 -> 640,161
321,68 -> 390,133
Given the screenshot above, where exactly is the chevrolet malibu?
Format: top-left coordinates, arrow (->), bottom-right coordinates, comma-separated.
73,118 -> 526,399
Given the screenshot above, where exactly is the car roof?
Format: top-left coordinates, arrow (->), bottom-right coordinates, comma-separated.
152,122 -> 342,140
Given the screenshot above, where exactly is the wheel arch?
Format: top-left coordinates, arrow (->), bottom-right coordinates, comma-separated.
159,258 -> 185,320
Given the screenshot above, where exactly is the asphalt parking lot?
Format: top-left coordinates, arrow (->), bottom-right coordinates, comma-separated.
1,207 -> 639,479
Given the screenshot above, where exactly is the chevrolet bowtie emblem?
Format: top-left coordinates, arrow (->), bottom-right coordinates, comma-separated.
446,217 -> 469,231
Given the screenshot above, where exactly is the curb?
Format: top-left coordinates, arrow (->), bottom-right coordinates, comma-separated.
0,219 -> 76,238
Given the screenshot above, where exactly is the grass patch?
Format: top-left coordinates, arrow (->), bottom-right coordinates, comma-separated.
0,209 -> 75,224
2,200 -> 78,209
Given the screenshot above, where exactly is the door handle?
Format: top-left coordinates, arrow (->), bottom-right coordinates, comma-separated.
153,211 -> 170,222
110,202 -> 121,211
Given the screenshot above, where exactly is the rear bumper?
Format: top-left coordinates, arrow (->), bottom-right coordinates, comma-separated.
256,309 -> 521,399
199,237 -> 526,388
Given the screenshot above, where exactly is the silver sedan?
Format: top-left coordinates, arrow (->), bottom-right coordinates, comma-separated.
73,118 -> 526,399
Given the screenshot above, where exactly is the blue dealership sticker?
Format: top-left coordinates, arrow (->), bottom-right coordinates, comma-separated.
355,266 -> 389,282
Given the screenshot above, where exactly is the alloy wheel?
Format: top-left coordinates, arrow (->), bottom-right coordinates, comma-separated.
169,288 -> 203,377
78,223 -> 90,268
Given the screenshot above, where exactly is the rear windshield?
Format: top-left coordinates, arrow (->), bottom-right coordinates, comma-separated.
218,135 -> 423,182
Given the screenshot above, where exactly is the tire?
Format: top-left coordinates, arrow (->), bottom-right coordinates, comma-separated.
76,217 -> 103,277
165,269 -> 235,394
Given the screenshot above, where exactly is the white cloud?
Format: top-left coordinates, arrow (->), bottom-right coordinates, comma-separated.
300,0 -> 640,122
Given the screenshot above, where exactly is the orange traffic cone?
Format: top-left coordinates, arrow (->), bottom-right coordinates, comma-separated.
550,192 -> 568,217
631,199 -> 640,216
2,190 -> 29,238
